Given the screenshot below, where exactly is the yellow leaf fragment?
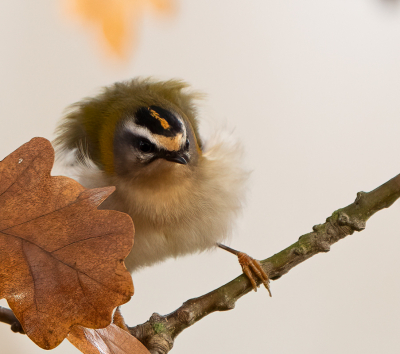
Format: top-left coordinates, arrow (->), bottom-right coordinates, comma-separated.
66,0 -> 176,58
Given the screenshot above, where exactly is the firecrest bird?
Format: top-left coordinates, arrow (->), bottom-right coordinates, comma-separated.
54,78 -> 270,294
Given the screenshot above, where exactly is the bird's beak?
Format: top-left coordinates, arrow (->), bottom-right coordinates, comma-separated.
164,153 -> 188,165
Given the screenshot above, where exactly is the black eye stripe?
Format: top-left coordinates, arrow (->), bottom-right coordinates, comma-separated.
121,130 -> 157,153
138,139 -> 155,153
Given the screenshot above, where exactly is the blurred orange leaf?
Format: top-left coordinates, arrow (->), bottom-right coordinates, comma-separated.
67,0 -> 176,58
0,138 -> 134,349
68,324 -> 150,354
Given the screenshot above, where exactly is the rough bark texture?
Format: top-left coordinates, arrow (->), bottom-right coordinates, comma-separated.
128,173 -> 400,354
1,173 -> 400,354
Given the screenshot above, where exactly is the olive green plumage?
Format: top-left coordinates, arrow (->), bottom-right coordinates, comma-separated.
54,78 -> 203,173
54,77 -> 248,272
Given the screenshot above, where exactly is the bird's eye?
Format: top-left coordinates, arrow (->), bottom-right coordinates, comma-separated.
185,138 -> 190,150
138,139 -> 155,153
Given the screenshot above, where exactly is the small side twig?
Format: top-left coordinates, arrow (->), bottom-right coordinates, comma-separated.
0,306 -> 24,334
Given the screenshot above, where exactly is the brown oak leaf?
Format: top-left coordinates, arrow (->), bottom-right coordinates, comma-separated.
0,138 -> 134,349
68,324 -> 150,354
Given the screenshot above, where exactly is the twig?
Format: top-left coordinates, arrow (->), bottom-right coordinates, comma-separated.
0,306 -> 24,334
128,173 -> 400,354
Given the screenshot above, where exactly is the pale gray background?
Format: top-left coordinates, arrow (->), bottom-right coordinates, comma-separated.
1,1 -> 400,353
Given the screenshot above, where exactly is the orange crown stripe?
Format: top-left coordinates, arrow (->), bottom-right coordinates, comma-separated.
149,108 -> 170,130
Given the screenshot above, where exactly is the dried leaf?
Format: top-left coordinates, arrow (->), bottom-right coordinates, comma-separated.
68,324 -> 150,354
66,0 -> 176,58
0,138 -> 134,349
113,307 -> 129,332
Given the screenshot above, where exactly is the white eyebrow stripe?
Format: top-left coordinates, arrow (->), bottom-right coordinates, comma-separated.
123,120 -> 187,149
173,114 -> 187,142
123,121 -> 162,148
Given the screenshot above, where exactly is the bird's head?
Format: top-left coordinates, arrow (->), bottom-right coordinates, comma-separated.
112,104 -> 199,182
55,78 -> 203,185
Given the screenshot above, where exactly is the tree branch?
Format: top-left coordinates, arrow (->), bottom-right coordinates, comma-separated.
128,173 -> 400,354
2,174 -> 400,354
